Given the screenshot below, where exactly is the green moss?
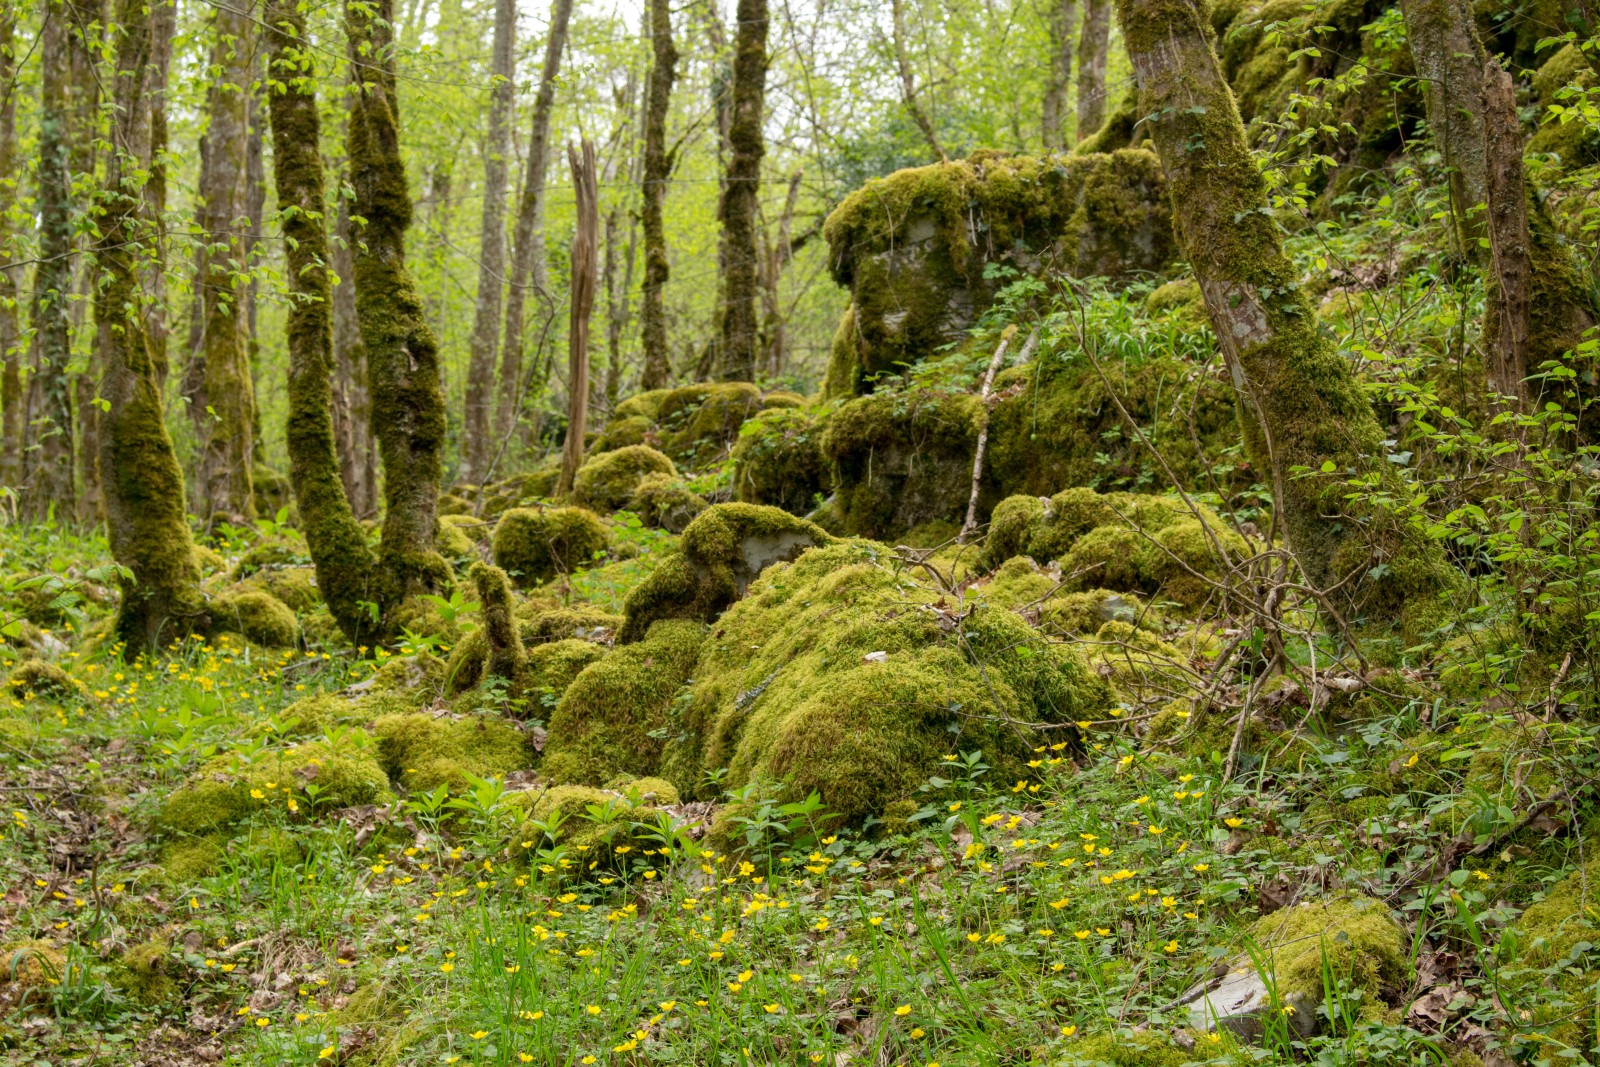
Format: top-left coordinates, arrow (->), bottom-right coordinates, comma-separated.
605,774 -> 681,806
445,605 -> 619,695
156,738 -> 391,836
436,514 -> 478,559
6,658 -> 79,699
823,150 -> 1175,395
1039,589 -> 1155,635
654,382 -> 765,466
0,717 -> 38,750
627,473 -> 708,534
207,589 -> 299,647
593,413 -> 652,452
660,540 -> 1111,824
524,639 -> 607,706
821,390 -> 984,539
239,566 -> 321,613
614,389 -> 671,421
0,939 -> 66,1000
275,692 -> 365,735
619,503 -> 832,642
572,446 -> 678,513
111,937 -> 175,1005
230,533 -> 310,580
1055,1030 -> 1196,1066
1144,278 -> 1206,321
543,619 -> 705,785
492,506 -> 611,587
159,836 -> 227,883
470,562 -> 527,692
1245,895 -> 1404,1010
731,406 -> 830,516
370,712 -> 527,793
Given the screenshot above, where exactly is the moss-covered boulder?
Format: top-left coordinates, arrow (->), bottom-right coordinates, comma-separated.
1183,895 -> 1403,1040
237,565 -> 321,614
5,657 -> 79,699
982,488 -> 1246,610
541,619 -> 706,785
229,531 -> 310,579
571,446 -> 677,513
730,406 -> 830,517
626,473 -> 708,533
1529,45 -> 1600,168
619,504 -> 832,642
0,938 -> 66,1007
208,589 -> 299,647
370,712 -> 528,793
654,382 -> 765,466
156,739 -> 391,837
492,506 -> 610,587
821,390 -> 984,540
112,937 -> 176,1005
658,540 -> 1111,825
444,603 -> 620,695
822,149 -> 1175,398
436,514 -> 480,560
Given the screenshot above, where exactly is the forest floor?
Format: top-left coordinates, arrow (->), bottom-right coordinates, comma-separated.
1,515 -> 1591,1067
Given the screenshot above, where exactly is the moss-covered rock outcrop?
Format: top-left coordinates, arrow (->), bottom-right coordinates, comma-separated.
207,589 -> 299,647
156,739 -> 391,837
657,540 -> 1111,825
626,473 -> 708,533
590,384 -> 801,472
571,446 -> 677,512
822,149 -> 1176,398
541,618 -> 705,786
619,504 -> 832,642
444,601 -> 620,696
731,406 -> 831,517
492,506 -> 610,586
371,711 -> 528,793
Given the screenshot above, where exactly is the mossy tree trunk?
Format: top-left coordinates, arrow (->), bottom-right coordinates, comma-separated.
97,0 -> 206,650
332,185 -> 377,518
1480,57 -> 1597,406
26,3 -> 79,520
1075,0 -> 1110,141
189,0 -> 257,526
346,0 -> 452,606
0,9 -> 21,490
460,0 -> 516,485
640,0 -> 677,391
495,0 -> 573,446
1397,0 -> 1488,257
1113,0 -> 1444,621
264,0 -> 383,647
71,1 -> 102,526
1041,0 -> 1077,150
715,0 -> 769,383
142,0 -> 176,388
558,140 -> 599,498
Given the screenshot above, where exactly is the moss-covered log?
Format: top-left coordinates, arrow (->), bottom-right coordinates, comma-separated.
96,0 -> 207,649
345,0 -> 451,605
1114,0 -> 1454,630
264,0 -> 382,647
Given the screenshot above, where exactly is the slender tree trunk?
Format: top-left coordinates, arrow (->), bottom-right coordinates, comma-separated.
71,0 -> 102,524
97,0 -> 205,649
264,0 -> 382,646
1480,56 -> 1598,406
346,0 -> 451,605
244,81 -> 268,458
891,0 -> 946,160
558,140 -> 598,497
143,0 -> 175,388
1115,0 -> 1447,625
0,10 -> 22,489
1075,0 -> 1109,141
760,169 -> 801,377
1041,0 -> 1077,151
640,0 -> 678,390
461,0 -> 516,484
190,0 -> 257,525
716,0 -> 769,382
495,0 -> 573,445
1398,0 -> 1488,257
332,188 -> 377,518
27,3 -> 78,519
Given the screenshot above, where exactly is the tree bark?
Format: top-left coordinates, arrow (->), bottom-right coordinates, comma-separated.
346,0 -> 452,606
460,0 -> 516,484
190,0 -> 257,525
264,0 -> 383,646
1397,0 -> 1488,257
1115,0 -> 1443,624
27,3 -> 79,520
0,10 -> 22,490
759,169 -> 802,377
143,0 -> 175,388
1041,0 -> 1077,151
716,0 -> 769,382
558,139 -> 598,498
891,0 -> 947,160
97,0 -> 205,649
1075,0 -> 1110,141
71,0 -> 101,525
1480,56 -> 1598,407
332,188 -> 377,518
495,0 -> 573,446
640,0 -> 677,390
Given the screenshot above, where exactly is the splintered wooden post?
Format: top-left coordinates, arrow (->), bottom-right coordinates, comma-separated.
559,139 -> 599,498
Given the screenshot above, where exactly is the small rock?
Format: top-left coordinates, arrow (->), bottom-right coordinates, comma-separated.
863,651 -> 888,663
